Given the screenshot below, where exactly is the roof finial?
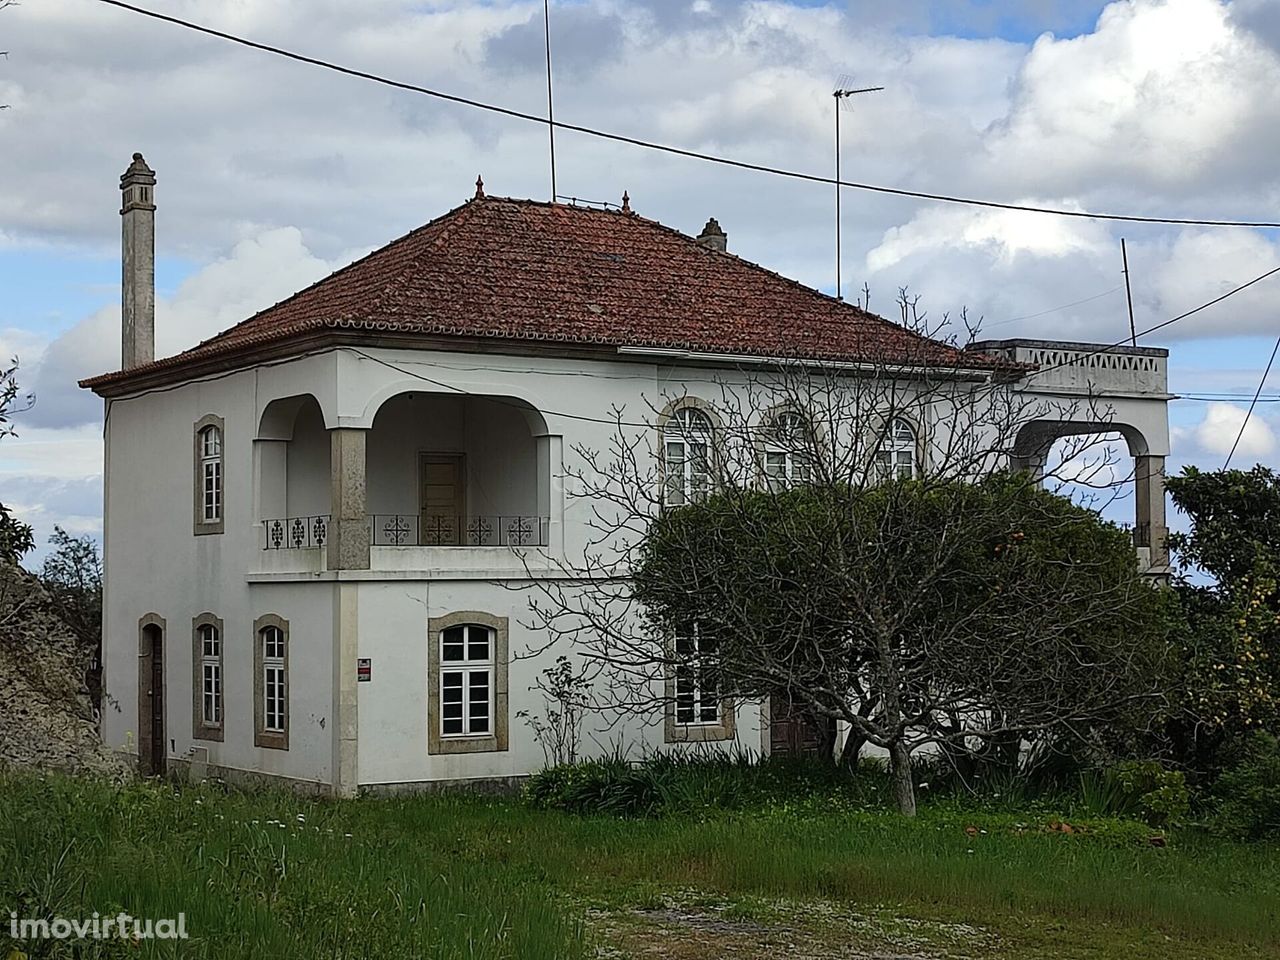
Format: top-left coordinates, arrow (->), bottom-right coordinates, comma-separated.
474,175 -> 485,200
621,190 -> 631,214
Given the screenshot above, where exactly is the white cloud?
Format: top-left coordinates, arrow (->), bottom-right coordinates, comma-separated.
19,227 -> 343,429
1183,402 -> 1276,459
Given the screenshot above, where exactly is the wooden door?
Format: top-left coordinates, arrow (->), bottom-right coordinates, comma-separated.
140,625 -> 165,777
769,695 -> 834,758
419,454 -> 465,545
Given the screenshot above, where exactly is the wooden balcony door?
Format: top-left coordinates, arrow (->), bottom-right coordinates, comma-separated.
419,453 -> 466,545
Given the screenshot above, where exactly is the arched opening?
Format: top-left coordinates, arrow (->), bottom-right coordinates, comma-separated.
366,392 -> 548,546
258,395 -> 330,548
1012,419 -> 1167,573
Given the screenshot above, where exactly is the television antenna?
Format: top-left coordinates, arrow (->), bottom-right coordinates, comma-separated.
833,76 -> 884,301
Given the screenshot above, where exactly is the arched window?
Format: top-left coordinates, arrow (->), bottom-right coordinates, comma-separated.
200,426 -> 222,521
254,617 -> 289,749
663,406 -> 713,506
876,417 -> 918,480
192,613 -> 224,741
193,415 -> 225,535
763,410 -> 812,490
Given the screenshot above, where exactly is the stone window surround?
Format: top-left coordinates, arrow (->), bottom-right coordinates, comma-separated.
253,613 -> 289,751
867,409 -> 928,479
427,611 -> 509,755
193,413 -> 225,536
663,634 -> 736,744
191,612 -> 225,742
656,396 -> 723,506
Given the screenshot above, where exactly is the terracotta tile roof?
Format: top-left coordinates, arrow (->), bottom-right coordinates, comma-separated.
82,196 -> 1008,390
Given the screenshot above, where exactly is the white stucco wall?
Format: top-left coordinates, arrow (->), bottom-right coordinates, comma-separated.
100,371 -> 335,787
99,338 -> 1170,792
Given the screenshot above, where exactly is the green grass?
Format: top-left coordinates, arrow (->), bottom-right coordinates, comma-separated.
1,772 -> 1278,958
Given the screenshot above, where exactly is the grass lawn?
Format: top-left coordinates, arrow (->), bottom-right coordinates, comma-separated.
1,773 -> 1277,959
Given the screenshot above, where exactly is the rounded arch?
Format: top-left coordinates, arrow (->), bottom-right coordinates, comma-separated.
1013,418 -> 1150,460
359,381 -> 550,436
258,393 -> 329,440
656,395 -> 724,433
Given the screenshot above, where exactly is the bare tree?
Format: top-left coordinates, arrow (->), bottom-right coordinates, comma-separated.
515,296 -> 1169,814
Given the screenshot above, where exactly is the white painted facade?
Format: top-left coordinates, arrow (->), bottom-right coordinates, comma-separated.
92,157 -> 1172,794
96,340 -> 1171,795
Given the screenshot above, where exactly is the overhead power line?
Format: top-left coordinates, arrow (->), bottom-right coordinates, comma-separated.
1223,333 -> 1280,469
93,0 -> 1280,230
1027,263 -> 1280,381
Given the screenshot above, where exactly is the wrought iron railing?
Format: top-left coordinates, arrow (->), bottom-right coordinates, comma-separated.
263,515 -> 330,550
370,514 -> 549,547
263,514 -> 549,549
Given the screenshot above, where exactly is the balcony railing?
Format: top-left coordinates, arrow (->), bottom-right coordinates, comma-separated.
370,514 -> 549,547
262,514 -> 549,549
264,515 -> 330,550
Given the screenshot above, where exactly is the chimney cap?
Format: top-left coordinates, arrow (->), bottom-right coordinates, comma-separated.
696,217 -> 728,252
120,152 -> 156,188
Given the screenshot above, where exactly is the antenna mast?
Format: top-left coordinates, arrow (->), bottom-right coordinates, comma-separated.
1121,238 -> 1137,347
833,82 -> 884,301
544,0 -> 557,201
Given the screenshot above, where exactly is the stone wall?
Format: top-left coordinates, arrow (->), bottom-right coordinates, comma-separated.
0,562 -> 130,779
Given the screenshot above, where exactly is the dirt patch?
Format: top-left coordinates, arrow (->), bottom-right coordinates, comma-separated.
583,891 -> 998,960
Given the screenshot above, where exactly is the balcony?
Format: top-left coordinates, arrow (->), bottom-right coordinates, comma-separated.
254,388 -> 560,575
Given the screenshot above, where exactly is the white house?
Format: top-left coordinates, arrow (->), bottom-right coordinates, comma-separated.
83,156 -> 1173,796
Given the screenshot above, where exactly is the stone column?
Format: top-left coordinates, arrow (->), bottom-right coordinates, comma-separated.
327,428 -> 369,571
332,582 -> 359,798
1134,455 -> 1169,570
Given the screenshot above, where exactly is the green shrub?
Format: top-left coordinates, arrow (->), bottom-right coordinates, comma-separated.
1079,761 -> 1190,828
1206,731 -> 1280,841
524,751 -> 880,817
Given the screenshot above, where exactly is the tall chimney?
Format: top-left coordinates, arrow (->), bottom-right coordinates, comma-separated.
696,217 -> 727,253
120,152 -> 156,369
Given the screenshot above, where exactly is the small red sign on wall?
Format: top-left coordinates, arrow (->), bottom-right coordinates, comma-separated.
357,658 -> 372,682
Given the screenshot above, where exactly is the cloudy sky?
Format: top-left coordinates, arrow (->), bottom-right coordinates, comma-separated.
2,0 -> 1279,559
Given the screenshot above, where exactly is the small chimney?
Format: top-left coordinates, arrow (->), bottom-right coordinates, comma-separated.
696,217 -> 727,252
120,152 -> 156,369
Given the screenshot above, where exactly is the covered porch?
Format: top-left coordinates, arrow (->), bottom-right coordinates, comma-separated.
255,389 -> 560,568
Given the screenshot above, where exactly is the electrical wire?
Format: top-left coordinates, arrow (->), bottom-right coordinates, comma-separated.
980,286 -> 1123,329
1028,263 -> 1280,380
1223,333 -> 1280,469
91,0 -> 1280,230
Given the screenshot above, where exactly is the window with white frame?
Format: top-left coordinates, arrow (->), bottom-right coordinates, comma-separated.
674,629 -> 720,725
439,624 -> 493,737
876,417 -> 918,480
664,406 -> 713,506
199,622 -> 222,727
763,410 -> 812,490
199,424 -> 223,524
261,626 -> 286,734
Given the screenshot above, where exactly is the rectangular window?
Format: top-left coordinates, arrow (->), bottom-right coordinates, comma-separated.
203,459 -> 221,522
262,626 -> 286,734
439,625 -> 493,738
674,630 -> 720,725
